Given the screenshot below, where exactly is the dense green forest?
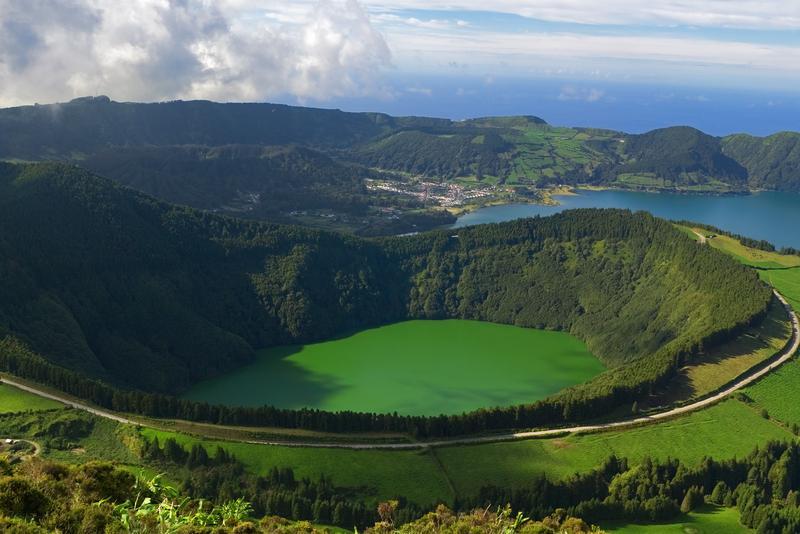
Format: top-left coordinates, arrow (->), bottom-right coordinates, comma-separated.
83,144 -> 382,215
351,129 -> 512,179
592,126 -> 749,189
0,162 -> 772,434
0,96 -> 396,156
723,132 -> 800,192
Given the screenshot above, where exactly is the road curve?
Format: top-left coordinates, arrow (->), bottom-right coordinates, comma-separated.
3,290 -> 798,451
1,438 -> 42,457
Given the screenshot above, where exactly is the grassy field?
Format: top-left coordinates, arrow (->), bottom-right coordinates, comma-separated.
0,383 -> 63,413
744,357 -> 800,427
687,229 -> 800,269
128,398 -> 792,507
182,320 -> 604,416
603,504 -> 750,533
140,427 -> 454,506
759,268 -> 800,313
435,399 -> 792,497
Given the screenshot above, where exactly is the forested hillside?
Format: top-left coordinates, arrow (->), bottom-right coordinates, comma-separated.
723,131 -> 800,191
593,127 -> 749,190
0,96 -> 395,157
82,144 -> 382,216
352,129 -> 512,179
0,162 -> 772,433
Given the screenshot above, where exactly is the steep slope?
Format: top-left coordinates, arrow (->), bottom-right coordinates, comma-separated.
722,132 -> 800,191
0,162 -> 407,391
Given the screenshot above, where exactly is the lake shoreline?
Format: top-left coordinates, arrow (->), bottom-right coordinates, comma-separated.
451,188 -> 800,250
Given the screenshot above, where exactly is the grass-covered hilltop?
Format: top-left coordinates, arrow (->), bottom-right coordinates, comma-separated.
2,97 -> 800,235
0,161 -> 773,436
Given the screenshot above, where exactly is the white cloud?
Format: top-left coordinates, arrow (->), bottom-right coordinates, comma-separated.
558,86 -> 606,102
229,1 -> 800,30
383,27 -> 800,84
369,1 -> 800,30
2,0 -> 800,108
372,13 -> 471,31
0,0 -> 392,106
405,86 -> 432,96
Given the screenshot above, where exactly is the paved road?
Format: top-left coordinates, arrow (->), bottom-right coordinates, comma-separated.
2,290 -> 798,451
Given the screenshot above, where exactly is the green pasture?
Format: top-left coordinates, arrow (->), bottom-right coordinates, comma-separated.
182,320 -> 604,416
603,504 -> 750,533
745,357 -> 800,427
140,427 -> 453,506
137,397 -> 791,507
435,399 -> 791,497
760,268 -> 800,312
0,383 -> 62,413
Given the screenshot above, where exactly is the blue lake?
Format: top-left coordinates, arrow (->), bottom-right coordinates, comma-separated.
453,190 -> 800,250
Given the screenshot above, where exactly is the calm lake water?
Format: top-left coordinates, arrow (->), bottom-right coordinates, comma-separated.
453,190 -> 800,250
183,320 -> 603,416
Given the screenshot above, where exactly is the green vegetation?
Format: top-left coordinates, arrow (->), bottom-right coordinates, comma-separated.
723,131 -> 800,192
183,320 -> 604,415
353,129 -> 511,180
759,268 -> 800,313
0,383 -> 62,413
140,427 -> 452,506
378,505 -> 603,533
0,162 -> 771,436
649,299 -> 793,404
683,226 -> 800,269
744,361 -> 800,429
594,127 -> 748,190
436,399 -> 792,498
603,505 -> 750,533
0,213 -> 793,531
3,99 -> 800,242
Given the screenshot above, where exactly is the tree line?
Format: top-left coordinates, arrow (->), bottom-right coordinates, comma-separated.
470,440 -> 800,532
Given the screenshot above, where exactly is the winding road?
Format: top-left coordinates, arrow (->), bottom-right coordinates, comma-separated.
2,290 -> 798,451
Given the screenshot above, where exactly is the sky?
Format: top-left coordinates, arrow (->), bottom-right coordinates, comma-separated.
1,0 -> 799,134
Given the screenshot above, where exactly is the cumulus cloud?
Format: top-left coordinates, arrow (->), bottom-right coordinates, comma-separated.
0,0 -> 392,106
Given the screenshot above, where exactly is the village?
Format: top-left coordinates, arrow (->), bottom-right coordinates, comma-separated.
365,178 -> 497,207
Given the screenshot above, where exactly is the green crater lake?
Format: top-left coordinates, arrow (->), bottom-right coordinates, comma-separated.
183,320 -> 605,416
